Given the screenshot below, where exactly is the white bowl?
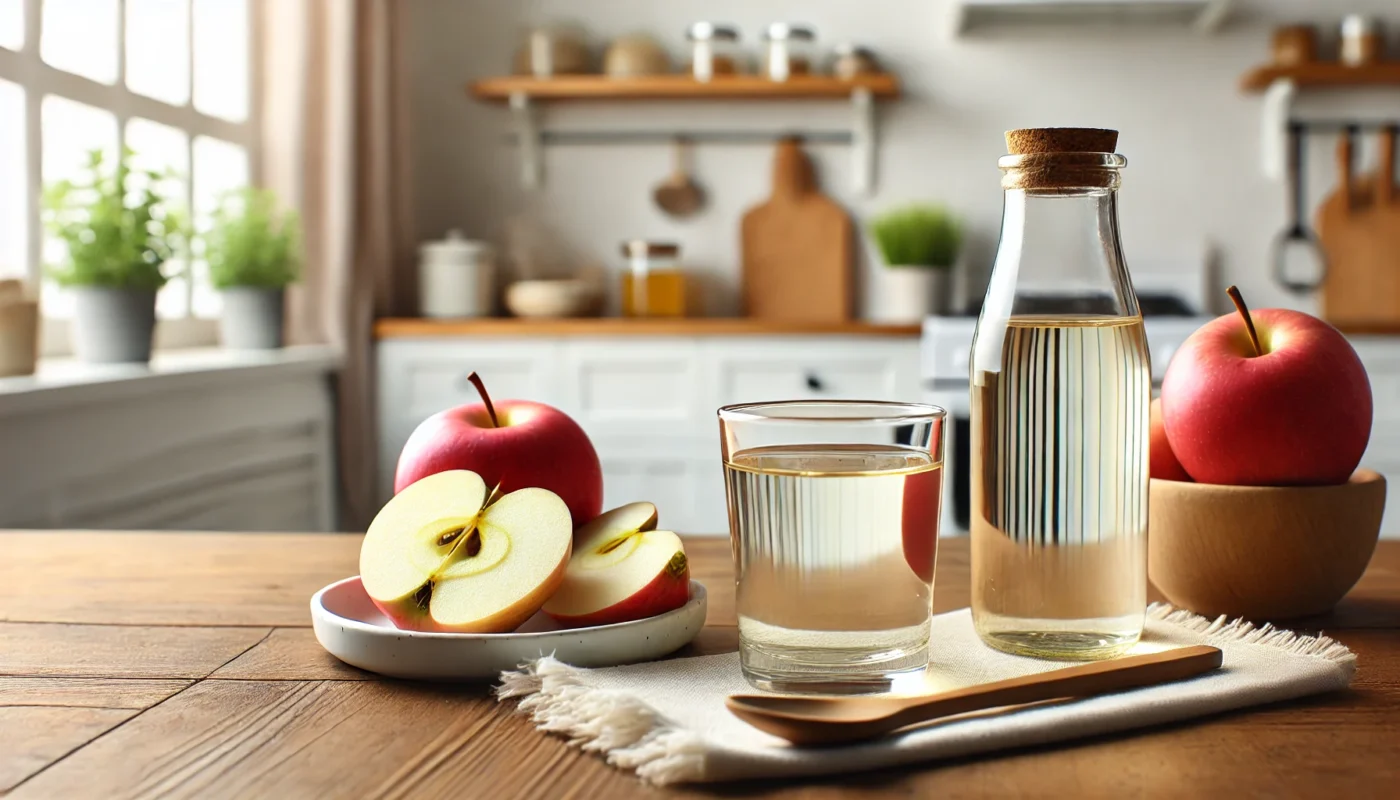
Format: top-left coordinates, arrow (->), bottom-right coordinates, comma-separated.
310,576 -> 707,681
504,279 -> 601,318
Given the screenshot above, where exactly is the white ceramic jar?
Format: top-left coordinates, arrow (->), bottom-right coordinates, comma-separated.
418,230 -> 495,318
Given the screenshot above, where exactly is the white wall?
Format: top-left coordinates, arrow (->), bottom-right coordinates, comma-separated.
408,0 -> 1400,318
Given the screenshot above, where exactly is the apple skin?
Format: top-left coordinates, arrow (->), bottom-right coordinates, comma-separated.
368,554 -> 570,633
545,551 -> 690,628
395,400 -> 603,528
1161,308 -> 1372,487
901,466 -> 942,583
1149,398 -> 1192,482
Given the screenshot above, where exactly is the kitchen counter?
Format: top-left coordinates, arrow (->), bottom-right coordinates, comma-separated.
374,317 -> 922,338
2,531 -> 1398,796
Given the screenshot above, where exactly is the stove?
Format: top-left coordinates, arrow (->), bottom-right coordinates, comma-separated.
921,258 -> 1216,535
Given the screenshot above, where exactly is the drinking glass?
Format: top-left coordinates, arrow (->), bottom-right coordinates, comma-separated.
718,401 -> 946,693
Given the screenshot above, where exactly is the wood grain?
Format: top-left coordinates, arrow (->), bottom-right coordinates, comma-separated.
0,706 -> 136,793
1317,129 -> 1400,330
0,531 -> 357,626
1240,61 -> 1400,92
469,73 -> 900,102
0,531 -> 1396,798
0,623 -> 269,679
0,677 -> 189,708
373,317 -> 920,340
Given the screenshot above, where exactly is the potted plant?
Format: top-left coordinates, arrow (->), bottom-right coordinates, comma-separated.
867,204 -> 963,322
43,148 -> 183,363
205,187 -> 300,349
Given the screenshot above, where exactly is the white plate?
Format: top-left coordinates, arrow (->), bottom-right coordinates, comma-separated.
310,577 -> 708,681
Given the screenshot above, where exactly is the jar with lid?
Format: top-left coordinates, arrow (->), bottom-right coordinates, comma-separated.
762,23 -> 816,82
687,22 -> 742,82
418,229 -> 495,318
621,241 -> 686,318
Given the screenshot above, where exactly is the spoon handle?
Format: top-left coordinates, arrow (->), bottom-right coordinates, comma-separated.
889,644 -> 1223,730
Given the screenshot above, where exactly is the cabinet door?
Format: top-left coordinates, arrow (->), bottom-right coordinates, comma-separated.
559,338 -> 706,439
706,337 -> 921,408
376,339 -> 562,497
1346,338 -> 1400,538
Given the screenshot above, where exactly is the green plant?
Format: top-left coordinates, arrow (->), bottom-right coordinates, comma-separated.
42,148 -> 184,289
205,187 -> 301,289
868,204 -> 962,269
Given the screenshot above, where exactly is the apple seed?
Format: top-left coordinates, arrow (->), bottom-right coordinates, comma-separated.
436,527 -> 466,547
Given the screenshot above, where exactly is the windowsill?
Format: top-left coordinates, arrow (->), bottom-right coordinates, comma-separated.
0,345 -> 343,417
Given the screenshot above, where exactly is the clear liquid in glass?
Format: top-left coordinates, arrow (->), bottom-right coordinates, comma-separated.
724,444 -> 943,692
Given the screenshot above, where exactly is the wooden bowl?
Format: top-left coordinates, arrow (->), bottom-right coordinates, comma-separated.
1149,470 -> 1385,619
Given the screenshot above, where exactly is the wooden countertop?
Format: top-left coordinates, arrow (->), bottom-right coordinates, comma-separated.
2,531 -> 1397,797
375,317 -> 923,339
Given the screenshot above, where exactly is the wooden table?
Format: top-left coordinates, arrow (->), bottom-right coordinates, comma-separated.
2,532 -> 1398,798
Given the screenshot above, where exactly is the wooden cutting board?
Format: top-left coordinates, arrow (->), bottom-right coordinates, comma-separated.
740,138 -> 853,322
1317,128 -> 1400,330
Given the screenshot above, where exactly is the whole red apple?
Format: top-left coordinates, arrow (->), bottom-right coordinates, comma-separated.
1149,397 -> 1192,482
394,373 -> 604,527
1161,287 -> 1371,487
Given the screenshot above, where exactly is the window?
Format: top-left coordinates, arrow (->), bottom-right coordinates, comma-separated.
0,0 -> 256,348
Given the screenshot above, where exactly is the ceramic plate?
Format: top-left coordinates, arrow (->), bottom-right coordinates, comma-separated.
310,577 -> 707,681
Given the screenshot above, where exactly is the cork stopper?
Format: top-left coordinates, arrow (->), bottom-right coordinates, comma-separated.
1006,128 -> 1119,155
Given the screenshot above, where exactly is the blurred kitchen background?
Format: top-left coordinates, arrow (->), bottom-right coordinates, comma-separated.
2,0 -> 1399,538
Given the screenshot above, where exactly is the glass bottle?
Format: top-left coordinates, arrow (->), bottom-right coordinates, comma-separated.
969,128 -> 1149,660
620,240 -> 686,318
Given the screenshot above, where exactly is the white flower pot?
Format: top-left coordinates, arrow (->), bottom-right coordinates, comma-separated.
868,266 -> 954,323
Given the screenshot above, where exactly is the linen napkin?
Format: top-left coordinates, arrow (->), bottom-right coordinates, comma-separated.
497,604 -> 1355,785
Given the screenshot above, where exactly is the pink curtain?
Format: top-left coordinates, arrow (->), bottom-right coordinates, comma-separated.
258,0 -> 417,530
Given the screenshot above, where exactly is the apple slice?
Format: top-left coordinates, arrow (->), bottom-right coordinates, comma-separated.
359,469 -> 572,633
543,502 -> 690,627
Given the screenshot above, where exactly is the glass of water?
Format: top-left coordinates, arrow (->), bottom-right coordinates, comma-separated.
718,401 -> 946,693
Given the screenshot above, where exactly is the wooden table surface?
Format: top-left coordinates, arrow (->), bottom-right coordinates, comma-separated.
2,532 -> 1397,798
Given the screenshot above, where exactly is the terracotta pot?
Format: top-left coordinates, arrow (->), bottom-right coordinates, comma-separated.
1149,470 -> 1385,619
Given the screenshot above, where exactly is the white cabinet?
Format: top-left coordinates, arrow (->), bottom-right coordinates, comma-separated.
1350,338 -> 1400,538
376,334 -> 921,534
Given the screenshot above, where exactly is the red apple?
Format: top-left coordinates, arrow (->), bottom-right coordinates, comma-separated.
1149,397 -> 1192,482
1161,287 -> 1371,487
542,502 -> 690,627
395,373 -> 603,527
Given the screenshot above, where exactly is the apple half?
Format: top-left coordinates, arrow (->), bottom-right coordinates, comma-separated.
543,502 -> 690,628
359,470 -> 572,633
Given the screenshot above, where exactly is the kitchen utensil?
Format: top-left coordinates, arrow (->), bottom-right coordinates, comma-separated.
1317,126 -> 1400,328
652,138 -> 705,218
311,577 -> 707,681
418,229 -> 495,318
504,278 -> 602,318
1272,123 -> 1326,294
740,138 -> 853,322
1150,470 -> 1384,619
726,645 -> 1223,746
603,33 -> 671,78
1270,25 -> 1317,65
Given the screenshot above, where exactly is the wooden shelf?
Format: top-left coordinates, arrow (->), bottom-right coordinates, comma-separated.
375,317 -> 922,339
1240,62 -> 1400,93
469,74 -> 900,102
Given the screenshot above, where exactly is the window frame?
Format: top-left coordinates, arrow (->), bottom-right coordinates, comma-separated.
0,0 -> 261,353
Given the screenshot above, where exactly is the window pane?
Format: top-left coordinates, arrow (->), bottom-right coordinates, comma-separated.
127,0 -> 191,106
127,118 -> 190,318
192,135 -> 247,316
0,0 -> 22,51
193,0 -> 247,122
0,80 -> 23,278
41,96 -> 119,317
42,0 -> 119,84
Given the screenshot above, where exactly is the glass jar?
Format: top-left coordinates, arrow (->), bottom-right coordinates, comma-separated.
687,22 -> 742,82
969,128 -> 1149,661
762,23 -> 816,82
831,43 -> 880,80
620,241 -> 686,318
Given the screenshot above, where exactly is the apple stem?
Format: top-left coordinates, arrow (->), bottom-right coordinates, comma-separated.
466,372 -> 500,428
1226,285 -> 1263,358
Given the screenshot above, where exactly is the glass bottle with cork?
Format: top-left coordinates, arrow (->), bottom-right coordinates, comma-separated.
621,240 -> 687,318
970,128 -> 1150,660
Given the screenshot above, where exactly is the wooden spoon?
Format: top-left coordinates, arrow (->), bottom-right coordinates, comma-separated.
726,644 -> 1222,746
653,137 -> 705,218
